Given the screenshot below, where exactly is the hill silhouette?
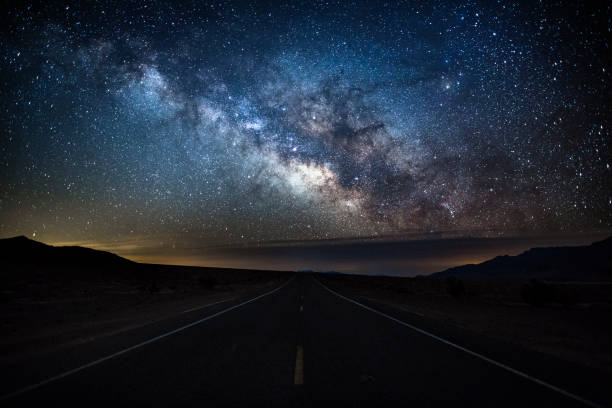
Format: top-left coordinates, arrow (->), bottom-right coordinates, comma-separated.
432,236 -> 612,280
0,236 -> 133,269
0,236 -> 289,287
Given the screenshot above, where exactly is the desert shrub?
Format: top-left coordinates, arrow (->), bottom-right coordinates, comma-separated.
198,275 -> 217,290
555,285 -> 578,308
445,277 -> 465,298
521,279 -> 555,306
148,281 -> 159,294
396,286 -> 413,295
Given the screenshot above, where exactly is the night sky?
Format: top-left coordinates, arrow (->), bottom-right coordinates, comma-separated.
1,1 -> 610,274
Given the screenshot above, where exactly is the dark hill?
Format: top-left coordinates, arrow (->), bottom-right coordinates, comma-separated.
432,236 -> 612,281
0,235 -> 133,269
0,236 -> 290,286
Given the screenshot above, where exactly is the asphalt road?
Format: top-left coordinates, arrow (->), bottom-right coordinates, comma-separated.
1,275 -> 609,407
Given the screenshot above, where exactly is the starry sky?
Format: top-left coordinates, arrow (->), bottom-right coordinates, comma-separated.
1,1 -> 610,274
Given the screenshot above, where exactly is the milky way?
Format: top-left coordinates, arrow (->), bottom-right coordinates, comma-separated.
1,1 -> 610,260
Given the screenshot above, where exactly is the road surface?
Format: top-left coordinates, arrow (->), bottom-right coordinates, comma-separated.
1,275 -> 609,407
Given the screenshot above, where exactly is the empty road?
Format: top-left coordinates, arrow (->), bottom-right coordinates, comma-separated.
1,275 -> 609,407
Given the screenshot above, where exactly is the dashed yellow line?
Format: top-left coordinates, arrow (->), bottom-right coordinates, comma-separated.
294,345 -> 304,385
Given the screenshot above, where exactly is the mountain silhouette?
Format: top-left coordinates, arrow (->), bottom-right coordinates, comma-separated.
432,236 -> 612,280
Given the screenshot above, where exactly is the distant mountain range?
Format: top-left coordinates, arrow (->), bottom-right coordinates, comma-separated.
0,235 -> 133,269
297,270 -> 343,274
432,236 -> 612,280
2,235 -> 611,281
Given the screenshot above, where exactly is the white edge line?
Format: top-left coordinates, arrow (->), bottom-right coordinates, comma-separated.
1,277 -> 294,401
314,277 -> 602,408
180,297 -> 236,314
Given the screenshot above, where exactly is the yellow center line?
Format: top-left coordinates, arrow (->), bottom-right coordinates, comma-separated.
294,345 -> 304,385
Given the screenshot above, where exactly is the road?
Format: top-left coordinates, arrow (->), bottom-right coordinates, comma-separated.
1,275 -> 609,407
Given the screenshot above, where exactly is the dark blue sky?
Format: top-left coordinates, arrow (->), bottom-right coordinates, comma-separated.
1,1 -> 610,273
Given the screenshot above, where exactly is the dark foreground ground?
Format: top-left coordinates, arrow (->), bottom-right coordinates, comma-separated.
320,273 -> 612,374
1,273 -> 610,407
0,262 -> 287,361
